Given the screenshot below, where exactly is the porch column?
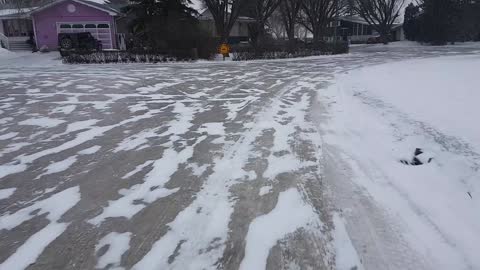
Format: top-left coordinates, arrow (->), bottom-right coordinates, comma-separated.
0,20 -> 4,35
32,16 -> 38,50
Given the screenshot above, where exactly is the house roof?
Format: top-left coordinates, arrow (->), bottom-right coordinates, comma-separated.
338,16 -> 369,25
392,23 -> 404,30
198,10 -> 255,23
0,7 -> 37,19
29,0 -> 120,16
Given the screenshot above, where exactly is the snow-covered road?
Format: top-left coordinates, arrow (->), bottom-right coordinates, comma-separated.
0,43 -> 479,270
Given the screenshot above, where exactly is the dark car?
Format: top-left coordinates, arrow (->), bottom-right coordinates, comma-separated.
367,36 -> 388,44
58,32 -> 102,55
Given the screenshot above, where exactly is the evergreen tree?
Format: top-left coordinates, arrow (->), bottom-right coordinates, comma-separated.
123,0 -> 201,49
403,3 -> 420,41
421,0 -> 460,45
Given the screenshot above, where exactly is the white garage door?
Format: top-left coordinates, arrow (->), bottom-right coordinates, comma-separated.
57,22 -> 113,49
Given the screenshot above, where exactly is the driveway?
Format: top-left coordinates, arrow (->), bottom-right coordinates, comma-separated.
0,43 -> 479,270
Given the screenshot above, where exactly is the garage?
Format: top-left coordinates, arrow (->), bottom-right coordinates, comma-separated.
31,0 -> 119,50
57,22 -> 113,49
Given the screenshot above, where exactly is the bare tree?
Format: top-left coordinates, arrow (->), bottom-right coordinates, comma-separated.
280,0 -> 302,50
300,0 -> 345,45
353,0 -> 406,43
266,10 -> 286,39
203,0 -> 246,43
244,0 -> 283,49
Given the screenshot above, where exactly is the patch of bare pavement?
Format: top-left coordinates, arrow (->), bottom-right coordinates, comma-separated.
0,44 -> 478,270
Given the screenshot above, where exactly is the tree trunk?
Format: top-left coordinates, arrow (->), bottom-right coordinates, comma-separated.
312,27 -> 323,48
287,27 -> 295,52
380,27 -> 390,44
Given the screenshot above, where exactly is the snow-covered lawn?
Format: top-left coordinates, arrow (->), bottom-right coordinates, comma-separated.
0,49 -> 62,68
320,54 -> 480,269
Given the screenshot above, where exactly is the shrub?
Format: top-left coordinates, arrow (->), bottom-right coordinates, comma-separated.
230,40 -> 349,61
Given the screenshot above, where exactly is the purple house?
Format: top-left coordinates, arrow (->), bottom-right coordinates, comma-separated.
0,0 -> 121,50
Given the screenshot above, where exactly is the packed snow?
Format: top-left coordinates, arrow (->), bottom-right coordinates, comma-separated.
320,54 -> 480,269
19,117 -> 65,128
78,145 -> 102,155
239,188 -> 319,270
0,187 -> 81,270
36,156 -> 78,179
0,188 -> 16,200
332,214 -> 364,270
95,232 -> 132,269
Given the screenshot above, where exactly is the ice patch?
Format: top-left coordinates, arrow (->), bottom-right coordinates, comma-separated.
187,163 -> 208,176
224,97 -> 256,121
76,85 -> 94,89
0,117 -> 14,124
0,142 -> 30,157
0,187 -> 81,270
198,122 -> 225,136
264,154 -> 313,179
65,119 -> 99,133
239,188 -> 318,270
37,156 -> 77,179
0,111 -> 160,179
114,128 -> 160,152
0,132 -> 18,140
122,160 -> 155,179
19,117 -> 65,128
90,137 -> 206,225
162,102 -> 198,136
0,187 -> 16,200
52,105 -> 76,114
137,80 -> 182,94
129,102 -> 148,113
0,163 -> 27,179
258,186 -> 272,196
78,145 -> 101,155
95,232 -> 131,270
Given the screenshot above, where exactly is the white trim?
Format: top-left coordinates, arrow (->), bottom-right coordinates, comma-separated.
32,15 -> 38,50
56,21 -> 113,49
31,0 -> 118,16
71,0 -> 118,16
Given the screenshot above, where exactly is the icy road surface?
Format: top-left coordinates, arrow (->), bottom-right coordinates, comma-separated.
0,44 -> 479,270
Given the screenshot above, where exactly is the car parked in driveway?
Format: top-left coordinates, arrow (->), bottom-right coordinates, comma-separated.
367,36 -> 387,44
58,32 -> 102,55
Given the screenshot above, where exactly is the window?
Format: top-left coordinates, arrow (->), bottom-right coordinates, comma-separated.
85,24 -> 97,29
72,24 -> 83,29
60,24 -> 71,29
97,24 -> 109,29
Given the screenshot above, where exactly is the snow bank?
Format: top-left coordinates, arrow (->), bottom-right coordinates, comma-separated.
0,50 -> 62,68
321,54 -> 480,269
0,48 -> 13,56
343,54 -> 480,152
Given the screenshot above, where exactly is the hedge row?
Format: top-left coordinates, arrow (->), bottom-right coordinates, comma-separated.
62,41 -> 349,64
230,41 -> 349,61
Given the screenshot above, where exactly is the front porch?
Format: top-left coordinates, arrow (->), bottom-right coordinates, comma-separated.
0,13 -> 35,50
